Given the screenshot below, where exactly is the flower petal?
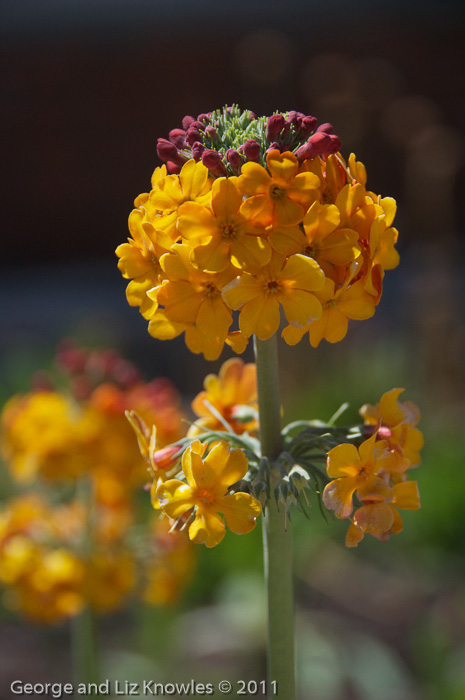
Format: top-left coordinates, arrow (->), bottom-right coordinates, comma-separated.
217,493 -> 261,534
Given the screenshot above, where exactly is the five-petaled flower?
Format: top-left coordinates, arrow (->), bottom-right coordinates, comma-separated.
156,440 -> 262,547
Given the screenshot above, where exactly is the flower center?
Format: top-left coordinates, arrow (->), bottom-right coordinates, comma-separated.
269,183 -> 287,201
196,488 -> 215,506
266,280 -> 281,295
222,223 -> 236,239
204,283 -> 219,298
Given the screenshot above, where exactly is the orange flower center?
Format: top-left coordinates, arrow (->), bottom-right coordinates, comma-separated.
269,183 -> 287,201
204,283 -> 220,298
195,488 -> 216,506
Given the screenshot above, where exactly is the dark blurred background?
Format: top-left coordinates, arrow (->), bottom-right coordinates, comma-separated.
1,1 -> 465,698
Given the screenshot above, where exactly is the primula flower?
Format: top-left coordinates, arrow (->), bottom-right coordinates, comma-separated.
360,388 -> 424,467
156,440 -> 261,547
345,480 -> 420,547
152,243 -> 236,347
223,251 -> 325,340
116,208 -> 173,319
323,434 -> 400,520
178,176 -> 271,272
282,270 -> 376,348
146,159 -> 212,239
238,149 -> 320,226
189,358 -> 258,436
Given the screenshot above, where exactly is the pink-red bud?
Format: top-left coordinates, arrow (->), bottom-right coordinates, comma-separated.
166,161 -> 181,174
202,149 -> 227,175
226,148 -> 241,169
243,139 -> 261,162
316,122 -> 334,134
301,116 -> 318,136
182,115 -> 195,130
152,445 -> 180,470
197,113 -> 210,124
168,128 -> 186,148
191,141 -> 205,161
205,125 -> 217,140
157,138 -> 179,162
266,114 -> 285,141
190,120 -> 206,131
185,128 -> 202,146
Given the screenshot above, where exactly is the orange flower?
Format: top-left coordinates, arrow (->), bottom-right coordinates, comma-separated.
345,480 -> 420,547
360,388 -> 424,467
223,251 -> 325,340
238,150 -> 320,226
189,358 -> 258,436
178,176 -> 271,272
323,434 -> 399,520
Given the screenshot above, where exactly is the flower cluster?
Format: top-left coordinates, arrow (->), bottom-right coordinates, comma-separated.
129,358 -> 261,549
0,343 -> 195,623
322,389 -> 423,546
117,106 -> 399,359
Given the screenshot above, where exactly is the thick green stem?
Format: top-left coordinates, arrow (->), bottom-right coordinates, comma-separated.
254,335 -> 296,699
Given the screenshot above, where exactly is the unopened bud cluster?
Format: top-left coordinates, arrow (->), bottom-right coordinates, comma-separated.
156,105 -> 341,176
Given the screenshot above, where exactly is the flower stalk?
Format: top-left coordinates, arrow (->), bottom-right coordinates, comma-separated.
254,335 -> 296,699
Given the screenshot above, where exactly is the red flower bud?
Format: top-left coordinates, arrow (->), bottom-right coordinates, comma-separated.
326,134 -> 341,153
197,113 -> 210,124
166,161 -> 181,174
202,149 -> 227,175
185,127 -> 202,146
287,110 -> 305,129
243,139 -> 261,162
191,141 -> 205,161
168,128 -> 186,148
190,120 -> 206,131
295,132 -> 333,160
316,122 -> 334,134
205,125 -> 217,140
182,115 -> 195,130
152,445 -> 180,470
301,116 -> 318,136
226,148 -> 241,169
266,114 -> 285,141
157,138 -> 179,162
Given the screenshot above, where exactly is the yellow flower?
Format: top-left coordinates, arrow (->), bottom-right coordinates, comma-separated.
156,440 -> 261,547
189,358 -> 258,436
1,392 -> 99,482
223,251 -> 325,340
153,243 -> 236,346
282,272 -> 376,348
238,150 -> 320,226
323,434 -> 399,519
83,551 -> 136,613
178,176 -> 271,272
147,159 -> 212,238
360,388 -> 424,467
116,208 -> 173,319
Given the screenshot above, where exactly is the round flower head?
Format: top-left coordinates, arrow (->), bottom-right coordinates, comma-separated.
116,106 -> 400,358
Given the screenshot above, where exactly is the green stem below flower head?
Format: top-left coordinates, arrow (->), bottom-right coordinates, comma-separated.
253,335 -> 296,700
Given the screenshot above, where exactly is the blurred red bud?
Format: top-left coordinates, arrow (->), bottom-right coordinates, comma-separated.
301,116 -> 318,136
182,115 -> 195,130
185,128 -> 202,146
205,125 -> 217,140
202,149 -> 227,175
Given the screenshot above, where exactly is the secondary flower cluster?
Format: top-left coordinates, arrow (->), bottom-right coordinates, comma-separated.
117,106 -> 399,359
0,343 -> 195,623
131,358 -> 422,549
323,388 -> 423,546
